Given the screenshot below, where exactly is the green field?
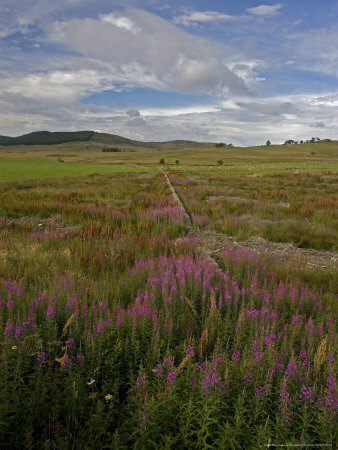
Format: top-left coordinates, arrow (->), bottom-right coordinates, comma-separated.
0,158 -> 153,181
1,139 -> 337,179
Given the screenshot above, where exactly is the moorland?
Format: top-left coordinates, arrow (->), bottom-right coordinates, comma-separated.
0,133 -> 337,448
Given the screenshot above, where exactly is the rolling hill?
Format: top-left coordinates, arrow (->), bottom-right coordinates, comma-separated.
0,130 -> 209,148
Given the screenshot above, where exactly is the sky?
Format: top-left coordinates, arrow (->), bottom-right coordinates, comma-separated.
0,0 -> 337,145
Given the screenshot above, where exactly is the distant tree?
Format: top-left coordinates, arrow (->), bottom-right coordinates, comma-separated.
175,160 -> 179,164
300,140 -> 304,144
217,160 -> 223,165
215,143 -> 226,147
266,140 -> 271,146
316,137 -> 320,141
228,143 -> 233,147
311,137 -> 316,143
160,158 -> 165,164
284,139 -> 295,145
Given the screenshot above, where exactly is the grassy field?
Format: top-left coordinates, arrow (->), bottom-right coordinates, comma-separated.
0,158 -> 153,181
170,171 -> 338,251
1,139 -> 337,175
0,141 -> 337,448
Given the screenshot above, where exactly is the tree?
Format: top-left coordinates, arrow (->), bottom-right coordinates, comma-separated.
266,140 -> 271,146
175,160 -> 179,164
160,158 -> 165,164
217,160 -> 223,165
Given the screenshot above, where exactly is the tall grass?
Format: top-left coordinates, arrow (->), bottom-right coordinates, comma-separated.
0,171 -> 336,448
171,172 -> 338,250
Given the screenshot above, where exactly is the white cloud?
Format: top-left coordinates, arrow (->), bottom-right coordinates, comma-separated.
227,61 -> 265,83
174,5 -> 284,27
1,4 -> 337,145
174,10 -> 236,26
49,8 -> 251,97
141,105 -> 220,117
247,3 -> 282,17
287,28 -> 338,77
126,117 -> 147,127
99,13 -> 141,35
0,69 -> 115,100
0,0 -> 91,38
173,58 -> 249,96
236,100 -> 298,116
1,88 -> 337,145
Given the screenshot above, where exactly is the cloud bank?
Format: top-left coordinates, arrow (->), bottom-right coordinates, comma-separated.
49,8 -> 252,98
0,1 -> 337,145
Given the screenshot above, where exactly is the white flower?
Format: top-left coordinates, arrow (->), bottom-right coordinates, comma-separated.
105,394 -> 113,402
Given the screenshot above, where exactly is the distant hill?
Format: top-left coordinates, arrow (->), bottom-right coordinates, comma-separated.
0,131 -> 94,146
0,130 -> 209,148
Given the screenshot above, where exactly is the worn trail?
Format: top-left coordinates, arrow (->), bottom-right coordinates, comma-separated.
161,169 -> 222,270
161,169 -> 192,227
161,169 -> 337,273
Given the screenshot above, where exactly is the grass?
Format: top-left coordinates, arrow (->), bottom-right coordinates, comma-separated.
0,158 -> 154,181
0,141 -> 337,448
170,171 -> 338,251
1,139 -> 337,174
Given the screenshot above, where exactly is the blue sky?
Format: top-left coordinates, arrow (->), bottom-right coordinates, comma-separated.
0,0 -> 337,145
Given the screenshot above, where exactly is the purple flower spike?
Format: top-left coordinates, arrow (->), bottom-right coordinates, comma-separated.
76,354 -> 85,363
255,385 -> 264,399
46,305 -> 54,319
299,384 -> 314,403
232,350 -> 240,362
166,371 -> 176,388
7,300 -> 14,311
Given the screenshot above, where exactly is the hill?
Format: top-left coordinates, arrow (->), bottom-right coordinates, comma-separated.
0,130 -> 209,148
0,131 -> 94,146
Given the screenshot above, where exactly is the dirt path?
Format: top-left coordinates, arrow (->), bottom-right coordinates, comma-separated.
161,169 -> 192,227
195,230 -> 337,273
162,170 -> 337,273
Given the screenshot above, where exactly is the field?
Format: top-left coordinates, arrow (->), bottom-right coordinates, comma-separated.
0,158 -> 153,182
0,141 -> 337,449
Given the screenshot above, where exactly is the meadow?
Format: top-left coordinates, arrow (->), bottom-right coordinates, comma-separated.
0,141 -> 337,449
170,171 -> 338,251
0,158 -> 153,182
